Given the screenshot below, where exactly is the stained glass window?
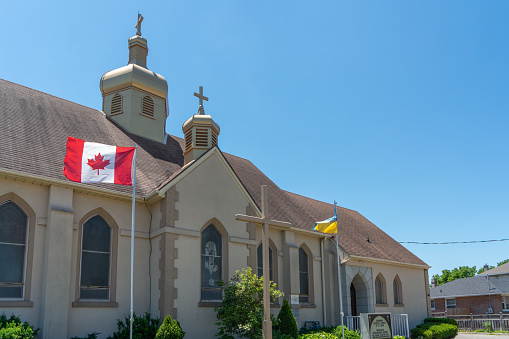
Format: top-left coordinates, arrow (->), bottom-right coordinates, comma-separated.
299,247 -> 309,303
80,215 -> 111,300
0,201 -> 27,299
257,244 -> 273,281
201,225 -> 222,301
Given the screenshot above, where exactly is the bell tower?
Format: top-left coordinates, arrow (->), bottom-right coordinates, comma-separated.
182,86 -> 220,165
99,14 -> 168,143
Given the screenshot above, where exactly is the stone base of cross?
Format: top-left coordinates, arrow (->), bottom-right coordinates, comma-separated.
235,185 -> 292,339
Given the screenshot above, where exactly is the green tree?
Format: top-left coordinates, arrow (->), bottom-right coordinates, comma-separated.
276,299 -> 298,338
432,266 -> 477,286
156,315 -> 185,339
215,267 -> 284,339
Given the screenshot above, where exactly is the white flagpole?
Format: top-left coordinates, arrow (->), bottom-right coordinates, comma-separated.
334,201 -> 345,339
130,145 -> 137,339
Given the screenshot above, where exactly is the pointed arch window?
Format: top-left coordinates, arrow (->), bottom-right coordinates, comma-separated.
201,225 -> 222,301
299,247 -> 309,303
0,201 -> 28,299
257,243 -> 273,281
393,275 -> 403,305
79,215 -> 111,300
375,273 -> 387,305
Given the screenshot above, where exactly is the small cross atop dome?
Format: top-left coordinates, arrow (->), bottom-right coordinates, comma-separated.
194,86 -> 208,115
135,13 -> 144,36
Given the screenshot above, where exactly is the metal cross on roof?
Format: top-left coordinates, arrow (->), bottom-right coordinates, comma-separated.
135,13 -> 144,36
194,86 -> 209,115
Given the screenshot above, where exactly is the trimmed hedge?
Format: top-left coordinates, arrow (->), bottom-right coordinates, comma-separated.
410,322 -> 458,339
424,318 -> 458,327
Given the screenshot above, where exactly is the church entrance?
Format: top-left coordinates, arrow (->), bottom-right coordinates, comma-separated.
350,283 -> 357,316
350,273 -> 369,316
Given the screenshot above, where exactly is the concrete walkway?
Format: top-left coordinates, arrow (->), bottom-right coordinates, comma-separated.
457,333 -> 509,339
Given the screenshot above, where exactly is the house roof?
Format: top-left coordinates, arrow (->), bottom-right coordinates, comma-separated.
430,275 -> 509,298
478,262 -> 509,276
0,78 -> 428,267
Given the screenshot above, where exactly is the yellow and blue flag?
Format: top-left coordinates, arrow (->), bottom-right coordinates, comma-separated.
314,215 -> 337,233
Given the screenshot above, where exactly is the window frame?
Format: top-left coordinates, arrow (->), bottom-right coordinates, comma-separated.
73,208 -> 118,308
375,273 -> 387,305
503,296 -> 509,311
446,298 -> 456,309
0,193 -> 35,307
198,218 -> 229,306
393,274 -> 403,306
431,299 -> 436,310
256,238 -> 278,286
298,244 -> 314,305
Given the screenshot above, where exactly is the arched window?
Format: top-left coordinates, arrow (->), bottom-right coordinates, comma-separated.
79,215 -> 111,300
142,96 -> 154,117
111,93 -> 122,115
299,247 -> 309,303
375,273 -> 387,305
201,224 -> 222,301
393,275 -> 403,305
0,201 -> 28,299
257,243 -> 273,281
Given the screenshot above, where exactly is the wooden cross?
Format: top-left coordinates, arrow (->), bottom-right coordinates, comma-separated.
236,185 -> 292,339
135,13 -> 144,36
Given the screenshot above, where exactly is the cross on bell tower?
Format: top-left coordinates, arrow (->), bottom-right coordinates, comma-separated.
194,86 -> 208,115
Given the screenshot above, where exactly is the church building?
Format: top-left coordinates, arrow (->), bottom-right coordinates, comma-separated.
0,21 -> 431,338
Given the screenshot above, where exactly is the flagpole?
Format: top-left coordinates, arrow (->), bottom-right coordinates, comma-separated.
130,145 -> 137,339
334,201 -> 345,339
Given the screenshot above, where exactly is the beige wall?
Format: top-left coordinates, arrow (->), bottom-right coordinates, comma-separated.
0,152 -> 429,337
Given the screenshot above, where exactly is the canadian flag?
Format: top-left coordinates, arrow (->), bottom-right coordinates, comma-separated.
63,137 -> 136,186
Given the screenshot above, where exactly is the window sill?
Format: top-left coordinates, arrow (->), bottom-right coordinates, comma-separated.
72,301 -> 118,308
394,304 -> 405,307
198,301 -> 222,307
0,301 -> 33,307
376,303 -> 389,307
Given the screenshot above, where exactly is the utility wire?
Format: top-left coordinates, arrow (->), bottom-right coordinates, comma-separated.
399,238 -> 509,245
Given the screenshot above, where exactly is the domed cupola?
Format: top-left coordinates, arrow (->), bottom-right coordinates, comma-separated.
100,14 -> 168,143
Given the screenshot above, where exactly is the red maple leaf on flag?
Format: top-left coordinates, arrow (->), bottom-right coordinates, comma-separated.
87,153 -> 110,175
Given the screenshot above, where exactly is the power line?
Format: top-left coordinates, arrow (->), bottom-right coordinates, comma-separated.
399,238 -> 509,245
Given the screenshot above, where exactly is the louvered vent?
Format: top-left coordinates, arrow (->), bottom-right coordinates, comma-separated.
185,131 -> 192,151
211,133 -> 217,146
111,94 -> 122,115
195,128 -> 208,147
142,96 -> 154,117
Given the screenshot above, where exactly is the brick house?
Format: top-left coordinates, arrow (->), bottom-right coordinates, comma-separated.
430,263 -> 509,315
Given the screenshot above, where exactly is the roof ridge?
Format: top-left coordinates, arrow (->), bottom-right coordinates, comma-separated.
0,78 -> 101,113
282,189 -> 359,213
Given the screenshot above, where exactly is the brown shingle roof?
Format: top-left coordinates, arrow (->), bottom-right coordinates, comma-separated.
0,78 -> 427,266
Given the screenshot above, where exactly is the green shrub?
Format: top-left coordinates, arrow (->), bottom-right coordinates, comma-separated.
155,315 -> 185,339
277,300 -> 299,338
483,321 -> 493,333
394,336 -> 406,339
410,322 -> 457,339
299,333 -> 337,339
70,333 -> 100,339
423,318 -> 458,327
299,326 -> 335,335
0,313 -> 38,339
273,329 -> 296,339
107,312 -> 159,339
331,326 -> 362,339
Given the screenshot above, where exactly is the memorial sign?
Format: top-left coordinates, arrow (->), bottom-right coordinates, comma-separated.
360,313 -> 392,339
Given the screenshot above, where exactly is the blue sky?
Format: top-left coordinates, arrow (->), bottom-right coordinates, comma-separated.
3,1 -> 508,279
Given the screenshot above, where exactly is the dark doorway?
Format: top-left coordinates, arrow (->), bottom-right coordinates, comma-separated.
350,283 -> 357,316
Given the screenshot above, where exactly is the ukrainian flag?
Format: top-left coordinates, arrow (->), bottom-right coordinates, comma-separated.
314,214 -> 337,234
